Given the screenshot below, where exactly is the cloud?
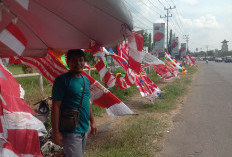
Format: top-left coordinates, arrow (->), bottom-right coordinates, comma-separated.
180,14 -> 220,29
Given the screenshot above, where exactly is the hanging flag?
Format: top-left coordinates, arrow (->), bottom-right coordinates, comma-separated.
0,63 -> 46,156
6,50 -> 134,117
0,23 -> 27,56
113,53 -> 161,100
186,53 -> 196,66
95,59 -> 108,80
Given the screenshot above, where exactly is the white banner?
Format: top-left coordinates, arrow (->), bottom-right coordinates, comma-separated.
152,23 -> 165,56
180,43 -> 187,57
171,37 -> 179,57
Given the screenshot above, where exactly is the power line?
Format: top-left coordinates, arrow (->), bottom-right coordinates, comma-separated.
160,6 -> 176,50
124,0 -> 154,25
157,0 -> 166,8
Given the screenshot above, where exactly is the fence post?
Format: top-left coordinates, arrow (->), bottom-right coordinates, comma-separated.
39,75 -> 44,96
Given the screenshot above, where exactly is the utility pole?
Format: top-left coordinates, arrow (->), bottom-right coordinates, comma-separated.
183,35 -> 189,54
160,6 -> 176,52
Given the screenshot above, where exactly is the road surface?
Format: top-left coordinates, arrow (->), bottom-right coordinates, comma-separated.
159,61 -> 232,157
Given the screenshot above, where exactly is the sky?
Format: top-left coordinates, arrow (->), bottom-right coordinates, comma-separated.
124,0 -> 232,52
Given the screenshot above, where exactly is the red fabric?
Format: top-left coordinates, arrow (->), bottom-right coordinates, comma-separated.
6,23 -> 27,47
0,64 -> 42,156
152,64 -> 174,80
3,141 -> 21,157
128,56 -> 141,74
134,33 -> 144,51
7,129 -> 41,156
95,60 -> 105,72
104,72 -> 112,84
118,42 -> 129,60
89,42 -> 103,55
116,77 -> 128,89
9,51 -> 67,83
94,92 -> 121,108
112,56 -> 128,70
124,70 -> 136,86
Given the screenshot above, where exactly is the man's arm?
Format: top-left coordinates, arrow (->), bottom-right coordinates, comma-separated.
51,100 -> 63,145
89,104 -> 97,136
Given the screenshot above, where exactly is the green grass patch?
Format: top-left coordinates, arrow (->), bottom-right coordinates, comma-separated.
148,67 -> 162,82
6,64 -> 24,75
109,85 -> 139,101
16,76 -> 52,105
86,116 -> 167,157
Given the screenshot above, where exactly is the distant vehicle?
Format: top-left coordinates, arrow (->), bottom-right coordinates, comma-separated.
215,57 -> 223,62
225,56 -> 232,63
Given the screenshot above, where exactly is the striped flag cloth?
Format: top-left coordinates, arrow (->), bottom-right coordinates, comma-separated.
6,50 -> 134,117
0,63 -> 46,156
0,23 -> 27,56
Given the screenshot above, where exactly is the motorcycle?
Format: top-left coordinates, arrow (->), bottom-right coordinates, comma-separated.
33,97 -> 63,157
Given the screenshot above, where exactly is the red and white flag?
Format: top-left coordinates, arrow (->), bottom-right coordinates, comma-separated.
0,23 -> 27,56
95,59 -> 108,80
0,63 -> 46,156
6,50 -> 134,117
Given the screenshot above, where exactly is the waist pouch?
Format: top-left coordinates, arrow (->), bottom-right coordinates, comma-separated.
59,109 -> 79,132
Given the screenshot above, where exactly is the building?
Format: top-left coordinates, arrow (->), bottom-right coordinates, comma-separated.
221,40 -> 229,52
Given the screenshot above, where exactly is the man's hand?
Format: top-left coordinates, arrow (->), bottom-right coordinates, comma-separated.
52,131 -> 63,146
90,121 -> 97,136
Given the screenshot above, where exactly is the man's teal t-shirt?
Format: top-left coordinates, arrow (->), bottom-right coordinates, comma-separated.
52,72 -> 91,133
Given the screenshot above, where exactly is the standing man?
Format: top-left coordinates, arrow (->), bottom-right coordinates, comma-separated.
51,49 -> 97,157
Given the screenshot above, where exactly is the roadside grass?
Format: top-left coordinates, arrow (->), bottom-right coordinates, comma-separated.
16,77 -> 52,105
86,115 -> 168,157
7,64 -> 24,75
85,65 -> 198,157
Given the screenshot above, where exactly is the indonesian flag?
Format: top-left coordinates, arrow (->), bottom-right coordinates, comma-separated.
104,72 -> 116,88
112,54 -> 161,99
84,62 -> 91,69
164,52 -> 186,75
186,53 -> 196,66
95,59 -> 108,80
118,41 -> 129,60
128,32 -> 145,73
116,77 -> 130,89
0,63 -> 46,156
0,23 -> 27,56
6,50 -> 134,117
135,72 -> 161,98
124,68 -> 136,86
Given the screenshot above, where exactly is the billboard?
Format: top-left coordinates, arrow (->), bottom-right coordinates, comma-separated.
180,43 -> 187,57
171,37 -> 179,58
152,23 -> 165,58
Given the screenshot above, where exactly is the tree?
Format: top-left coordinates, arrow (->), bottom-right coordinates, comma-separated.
207,50 -> 214,56
168,29 -> 173,53
141,32 -> 152,52
148,33 -> 152,52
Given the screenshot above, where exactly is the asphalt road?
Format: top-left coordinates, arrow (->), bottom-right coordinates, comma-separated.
159,61 -> 232,157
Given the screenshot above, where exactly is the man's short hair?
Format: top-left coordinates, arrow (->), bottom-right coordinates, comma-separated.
67,49 -> 86,62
